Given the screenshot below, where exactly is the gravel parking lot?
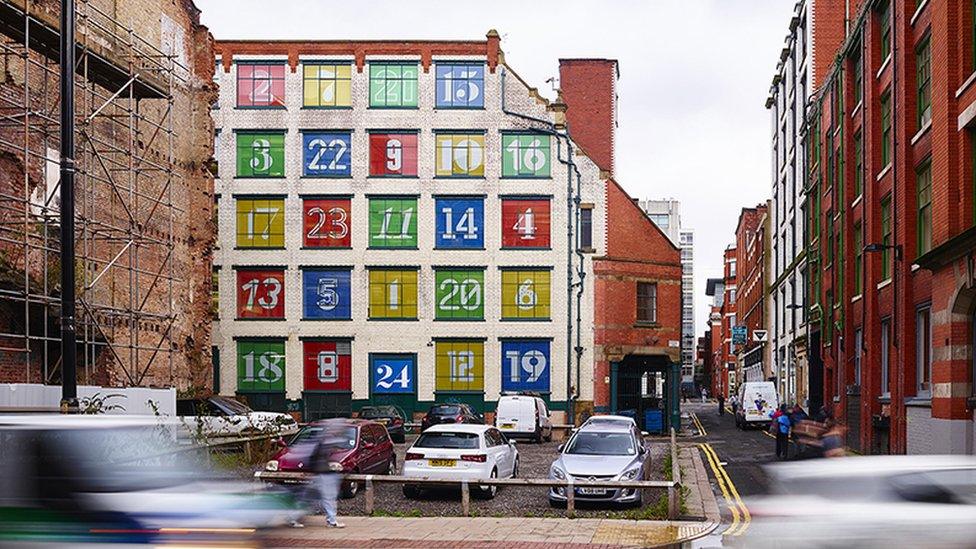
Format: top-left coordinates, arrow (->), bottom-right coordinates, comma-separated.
333,435 -> 670,518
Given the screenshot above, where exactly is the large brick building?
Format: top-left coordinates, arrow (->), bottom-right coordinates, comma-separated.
807,0 -> 976,454
0,0 -> 215,389
705,245 -> 738,399
735,204 -> 770,384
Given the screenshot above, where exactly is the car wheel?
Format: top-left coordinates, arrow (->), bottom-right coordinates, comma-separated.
548,497 -> 565,508
475,468 -> 498,499
402,484 -> 421,498
386,459 -> 396,476
341,478 -> 359,498
511,458 -> 519,478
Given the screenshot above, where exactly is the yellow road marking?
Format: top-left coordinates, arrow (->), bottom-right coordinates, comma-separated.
698,443 -> 737,535
700,443 -> 751,537
691,412 -> 707,436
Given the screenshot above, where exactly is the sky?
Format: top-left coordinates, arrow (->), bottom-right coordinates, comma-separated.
197,0 -> 798,338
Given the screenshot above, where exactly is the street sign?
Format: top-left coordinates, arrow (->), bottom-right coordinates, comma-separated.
753,330 -> 769,342
732,325 -> 747,345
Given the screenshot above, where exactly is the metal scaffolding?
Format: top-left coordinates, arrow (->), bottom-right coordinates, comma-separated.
0,0 -> 188,387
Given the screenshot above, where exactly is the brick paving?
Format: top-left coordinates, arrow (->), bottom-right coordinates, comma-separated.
262,516 -> 716,548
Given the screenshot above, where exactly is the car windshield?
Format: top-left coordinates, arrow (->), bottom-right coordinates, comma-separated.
361,406 -> 396,418
565,432 -> 635,456
289,426 -> 323,445
431,405 -> 461,415
414,432 -> 480,449
211,396 -> 251,415
587,418 -> 627,426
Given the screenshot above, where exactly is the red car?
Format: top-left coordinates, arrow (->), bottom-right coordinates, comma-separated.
266,418 -> 396,497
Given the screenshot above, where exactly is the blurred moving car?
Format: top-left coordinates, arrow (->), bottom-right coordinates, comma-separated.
358,405 -> 407,443
419,403 -> 482,431
0,415 -> 302,545
402,424 -> 518,500
734,381 -> 778,429
176,394 -> 298,439
548,422 -> 649,507
494,394 -> 552,442
266,418 -> 396,497
742,455 -> 976,548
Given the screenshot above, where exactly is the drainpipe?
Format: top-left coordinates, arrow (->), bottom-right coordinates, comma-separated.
501,68 -> 581,425
59,0 -> 77,411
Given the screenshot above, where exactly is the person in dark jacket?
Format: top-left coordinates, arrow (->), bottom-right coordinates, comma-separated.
774,404 -> 791,460
717,393 -> 726,416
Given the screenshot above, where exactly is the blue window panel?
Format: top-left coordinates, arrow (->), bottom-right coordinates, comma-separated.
501,340 -> 550,392
435,197 -> 484,249
435,64 -> 485,108
302,269 -> 351,319
372,355 -> 415,394
303,132 -> 352,177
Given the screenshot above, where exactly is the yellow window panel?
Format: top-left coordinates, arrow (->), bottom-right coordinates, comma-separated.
435,135 -> 454,177
435,340 -> 484,392
369,269 -> 418,319
236,198 -> 284,248
335,80 -> 352,106
501,270 -> 551,319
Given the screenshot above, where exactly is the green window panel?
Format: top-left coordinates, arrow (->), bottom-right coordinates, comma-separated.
369,63 -> 419,108
369,197 -> 418,248
434,269 -> 484,320
237,339 -> 285,392
502,134 -> 551,178
237,132 -> 285,178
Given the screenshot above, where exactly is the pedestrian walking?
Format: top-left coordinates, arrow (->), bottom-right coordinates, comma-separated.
717,393 -> 725,416
730,395 -> 738,417
309,421 -> 347,529
701,387 -> 707,403
773,404 -> 791,460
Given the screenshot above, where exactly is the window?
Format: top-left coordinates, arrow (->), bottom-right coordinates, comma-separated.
728,288 -> 736,304
302,339 -> 352,391
853,48 -> 863,107
637,282 -> 657,324
235,268 -> 285,319
580,206 -> 593,250
854,222 -> 863,295
917,306 -> 932,396
434,268 -> 485,321
368,196 -> 418,249
435,340 -> 484,392
369,63 -> 419,108
881,319 -> 891,395
501,198 -> 551,248
435,132 -> 485,177
369,132 -> 418,177
302,197 -> 351,248
853,130 -> 863,198
435,63 -> 485,108
854,328 -> 863,385
371,354 -> 416,395
917,36 -> 932,129
435,197 -> 484,249
880,1 -> 892,62
236,63 -> 285,108
368,269 -> 418,320
211,267 -> 219,318
501,340 -> 551,392
502,133 -> 551,177
881,195 -> 893,280
501,269 -> 551,320
302,268 -> 352,320
237,339 -> 285,393
235,196 -> 285,248
649,213 -> 670,229
236,131 -> 285,178
302,63 -> 352,108
917,160 -> 933,255
881,91 -> 892,167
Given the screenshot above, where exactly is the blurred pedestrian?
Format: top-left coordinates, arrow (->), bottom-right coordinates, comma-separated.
701,387 -> 707,403
717,393 -> 725,416
774,404 -> 791,460
309,422 -> 347,528
821,419 -> 846,458
730,395 -> 739,417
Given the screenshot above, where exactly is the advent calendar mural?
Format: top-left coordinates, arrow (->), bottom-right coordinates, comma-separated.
371,354 -> 416,395
501,340 -> 551,392
302,196 -> 351,248
435,63 -> 485,109
435,340 -> 484,392
236,268 -> 285,319
237,339 -> 286,392
435,132 -> 485,177
236,131 -> 285,178
434,268 -> 485,320
369,196 -> 418,248
236,63 -> 286,108
434,197 -> 484,249
303,339 -> 352,392
302,268 -> 351,320
302,131 -> 352,177
501,198 -> 551,248
369,132 -> 418,177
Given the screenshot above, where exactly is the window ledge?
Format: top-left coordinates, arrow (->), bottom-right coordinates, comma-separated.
634,321 -> 660,329
876,55 -> 892,80
878,394 -> 891,404
911,120 -> 932,145
904,396 -> 932,408
911,263 -> 922,272
877,278 -> 893,290
851,294 -> 863,304
851,101 -> 862,119
579,247 -> 596,254
910,0 -> 929,26
876,163 -> 893,181
851,194 -> 863,209
956,71 -> 976,99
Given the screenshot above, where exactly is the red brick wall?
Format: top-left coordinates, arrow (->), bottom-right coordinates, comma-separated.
735,206 -> 768,359
558,59 -> 617,175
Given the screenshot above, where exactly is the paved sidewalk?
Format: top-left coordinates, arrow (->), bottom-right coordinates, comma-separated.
263,516 -> 718,548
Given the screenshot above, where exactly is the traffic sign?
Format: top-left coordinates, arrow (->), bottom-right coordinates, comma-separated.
753,330 -> 769,342
732,325 -> 747,345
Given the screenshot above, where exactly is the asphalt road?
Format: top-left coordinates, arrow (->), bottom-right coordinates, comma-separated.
687,400 -> 777,497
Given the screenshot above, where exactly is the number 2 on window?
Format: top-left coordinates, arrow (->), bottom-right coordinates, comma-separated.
307,206 -> 348,240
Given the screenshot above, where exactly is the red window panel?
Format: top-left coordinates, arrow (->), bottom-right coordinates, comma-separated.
369,133 -> 418,177
303,340 -> 352,391
236,268 -> 286,319
237,64 -> 286,107
303,197 -> 352,248
501,199 -> 551,248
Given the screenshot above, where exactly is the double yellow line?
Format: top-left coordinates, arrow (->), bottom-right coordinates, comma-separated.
691,412 -> 707,436
699,442 -> 750,537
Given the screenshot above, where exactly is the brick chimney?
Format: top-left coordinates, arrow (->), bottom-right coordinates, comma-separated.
558,59 -> 619,176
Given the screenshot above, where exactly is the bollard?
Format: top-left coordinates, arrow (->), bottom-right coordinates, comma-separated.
460,480 -> 470,517
365,475 -> 374,515
566,478 -> 575,518
668,483 -> 678,520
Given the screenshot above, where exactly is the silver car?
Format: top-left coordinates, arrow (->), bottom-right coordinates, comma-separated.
548,423 -> 649,506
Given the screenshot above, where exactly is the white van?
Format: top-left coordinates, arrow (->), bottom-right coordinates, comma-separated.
494,394 -> 553,442
735,381 -> 779,429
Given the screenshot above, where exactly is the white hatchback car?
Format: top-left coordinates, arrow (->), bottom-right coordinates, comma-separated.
402,424 -> 519,499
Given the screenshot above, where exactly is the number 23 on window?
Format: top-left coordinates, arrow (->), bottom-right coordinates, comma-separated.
236,269 -> 285,319
303,197 -> 351,248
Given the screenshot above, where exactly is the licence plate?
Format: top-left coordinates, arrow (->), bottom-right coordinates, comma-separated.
377,419 -> 389,425
578,487 -> 606,495
501,423 -> 515,429
429,459 -> 456,467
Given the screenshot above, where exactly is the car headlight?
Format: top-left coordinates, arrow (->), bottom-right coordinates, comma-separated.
328,461 -> 344,472
550,465 -> 566,480
620,467 -> 641,480
265,460 -> 279,472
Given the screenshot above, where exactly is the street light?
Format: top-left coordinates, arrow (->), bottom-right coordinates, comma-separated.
863,242 -> 903,261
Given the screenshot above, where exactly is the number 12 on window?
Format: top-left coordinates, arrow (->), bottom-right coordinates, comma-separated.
435,197 -> 483,249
